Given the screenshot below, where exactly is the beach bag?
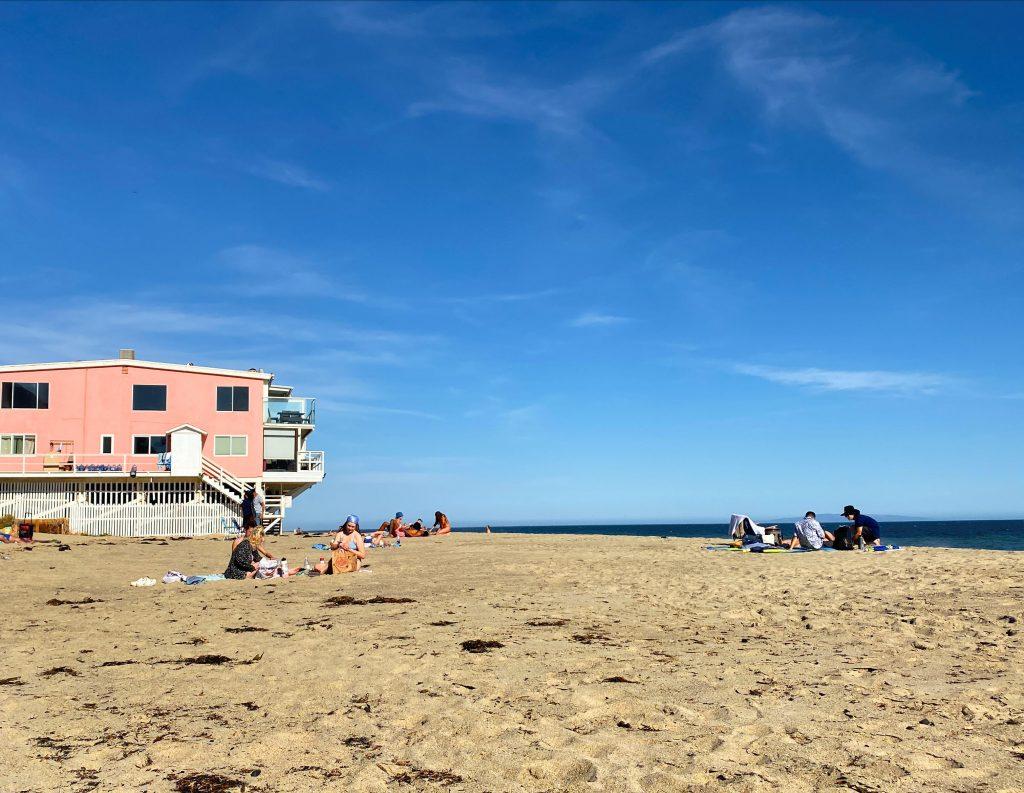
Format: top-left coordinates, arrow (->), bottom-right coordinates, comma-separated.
331,548 -> 359,574
832,526 -> 854,551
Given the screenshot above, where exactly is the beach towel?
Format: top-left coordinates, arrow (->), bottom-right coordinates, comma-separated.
184,575 -> 205,586
162,571 -> 185,584
312,543 -> 329,551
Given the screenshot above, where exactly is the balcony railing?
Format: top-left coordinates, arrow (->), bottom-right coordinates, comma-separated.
263,450 -> 325,474
0,454 -> 171,475
299,450 -> 325,472
266,397 -> 316,425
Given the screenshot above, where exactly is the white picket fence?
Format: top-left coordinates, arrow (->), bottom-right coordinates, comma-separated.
69,499 -> 237,537
0,479 -> 240,537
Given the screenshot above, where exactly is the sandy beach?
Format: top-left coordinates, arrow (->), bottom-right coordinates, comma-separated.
1,533 -> 1022,792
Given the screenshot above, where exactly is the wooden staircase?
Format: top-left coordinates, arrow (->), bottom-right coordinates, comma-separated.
200,456 -> 288,533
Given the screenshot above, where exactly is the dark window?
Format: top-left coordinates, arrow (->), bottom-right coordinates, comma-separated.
133,385 -> 167,411
216,386 -> 249,412
101,436 -> 113,454
1,381 -> 49,409
133,435 -> 167,454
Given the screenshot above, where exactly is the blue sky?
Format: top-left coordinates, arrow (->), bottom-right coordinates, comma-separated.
2,2 -> 1022,524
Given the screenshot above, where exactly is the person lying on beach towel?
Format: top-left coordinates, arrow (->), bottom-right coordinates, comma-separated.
787,511 -> 834,550
729,514 -> 779,545
313,516 -> 366,574
404,518 -> 430,537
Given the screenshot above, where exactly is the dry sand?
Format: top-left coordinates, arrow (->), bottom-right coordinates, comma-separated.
1,533 -> 1022,792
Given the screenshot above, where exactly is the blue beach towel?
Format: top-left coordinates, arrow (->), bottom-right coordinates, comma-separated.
312,543 -> 329,551
184,575 -> 205,585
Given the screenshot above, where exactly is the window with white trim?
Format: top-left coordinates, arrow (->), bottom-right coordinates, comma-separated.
100,435 -> 114,454
1,382 -> 49,409
0,434 -> 37,455
216,386 -> 250,412
214,435 -> 247,456
132,435 -> 168,455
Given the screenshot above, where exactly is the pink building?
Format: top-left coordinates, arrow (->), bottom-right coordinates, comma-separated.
0,350 -> 324,536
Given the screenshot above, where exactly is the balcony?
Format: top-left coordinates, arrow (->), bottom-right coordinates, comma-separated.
262,450 -> 324,474
265,397 -> 316,426
0,453 -> 172,476
261,449 -> 325,487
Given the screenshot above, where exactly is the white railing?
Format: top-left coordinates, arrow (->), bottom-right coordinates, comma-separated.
263,494 -> 285,532
0,454 -> 169,475
200,456 -> 247,503
298,450 -> 325,472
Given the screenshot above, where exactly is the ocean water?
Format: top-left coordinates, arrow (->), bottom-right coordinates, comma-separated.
296,520 -> 1024,551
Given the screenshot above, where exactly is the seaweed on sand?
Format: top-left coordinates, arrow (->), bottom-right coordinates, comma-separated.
460,640 -> 503,653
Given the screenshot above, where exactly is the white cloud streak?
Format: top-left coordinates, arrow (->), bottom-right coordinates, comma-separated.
733,364 -> 952,395
568,312 -> 630,328
400,6 -> 1018,219
238,158 -> 330,191
219,245 -> 367,302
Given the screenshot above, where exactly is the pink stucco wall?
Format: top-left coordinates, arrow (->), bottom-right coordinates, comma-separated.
0,364 -> 268,477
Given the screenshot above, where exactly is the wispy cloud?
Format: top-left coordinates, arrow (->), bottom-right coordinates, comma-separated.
325,2 -> 509,40
401,6 -> 1018,219
316,400 -> 441,421
409,64 -> 618,139
219,245 -> 366,301
644,7 -> 1020,220
237,158 -> 330,191
447,288 -> 562,307
568,311 -> 630,328
733,364 -> 952,395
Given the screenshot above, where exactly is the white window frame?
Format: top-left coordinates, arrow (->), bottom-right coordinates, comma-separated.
0,433 -> 37,456
131,434 -> 168,455
100,434 -> 114,454
214,435 -> 248,456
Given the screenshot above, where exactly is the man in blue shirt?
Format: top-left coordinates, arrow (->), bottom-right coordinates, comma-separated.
842,505 -> 881,547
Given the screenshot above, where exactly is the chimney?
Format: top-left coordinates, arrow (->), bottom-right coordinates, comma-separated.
119,348 -> 136,360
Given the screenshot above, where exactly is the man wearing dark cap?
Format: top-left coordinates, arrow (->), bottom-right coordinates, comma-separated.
842,505 -> 881,547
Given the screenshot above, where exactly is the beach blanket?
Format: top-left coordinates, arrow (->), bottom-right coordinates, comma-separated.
312,543 -> 329,551
706,545 -> 901,554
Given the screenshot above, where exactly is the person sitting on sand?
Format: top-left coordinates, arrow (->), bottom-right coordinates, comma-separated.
788,511 -> 834,550
370,521 -> 394,547
843,505 -> 882,547
433,511 -> 452,536
224,525 -> 260,579
313,515 -> 367,574
389,512 -> 407,538
18,517 -> 35,543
